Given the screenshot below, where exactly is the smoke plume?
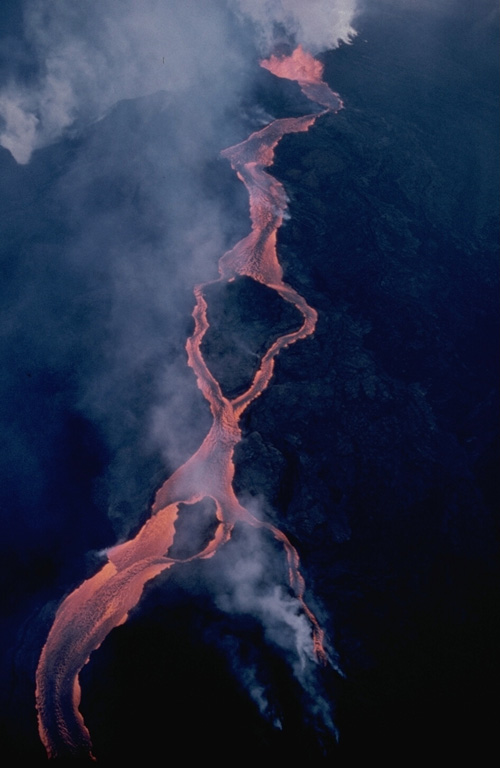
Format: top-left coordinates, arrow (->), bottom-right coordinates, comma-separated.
0,0 -> 357,164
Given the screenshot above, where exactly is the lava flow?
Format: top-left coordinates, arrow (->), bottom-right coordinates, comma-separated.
35,46 -> 343,760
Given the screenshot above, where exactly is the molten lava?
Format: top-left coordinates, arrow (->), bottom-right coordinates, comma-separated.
35,47 -> 343,759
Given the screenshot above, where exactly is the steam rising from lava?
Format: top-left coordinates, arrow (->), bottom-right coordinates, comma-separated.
0,0 -> 358,760
35,45 -> 343,760
233,0 -> 357,53
0,0 -> 356,163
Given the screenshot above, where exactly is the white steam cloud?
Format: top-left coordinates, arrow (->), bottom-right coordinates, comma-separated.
233,0 -> 358,53
0,0 -> 357,164
212,515 -> 337,734
216,534 -> 316,667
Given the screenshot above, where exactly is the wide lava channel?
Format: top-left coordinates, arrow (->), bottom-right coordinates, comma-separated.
35,45 -> 343,760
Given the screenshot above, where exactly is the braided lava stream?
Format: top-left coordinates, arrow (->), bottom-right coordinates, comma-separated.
35,46 -> 343,760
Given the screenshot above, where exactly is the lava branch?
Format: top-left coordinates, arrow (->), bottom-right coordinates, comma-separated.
35,46 -> 342,759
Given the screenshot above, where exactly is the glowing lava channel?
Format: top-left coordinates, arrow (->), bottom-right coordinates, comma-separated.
35,46 -> 343,760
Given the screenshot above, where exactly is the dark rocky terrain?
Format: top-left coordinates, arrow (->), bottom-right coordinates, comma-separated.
202,276 -> 303,397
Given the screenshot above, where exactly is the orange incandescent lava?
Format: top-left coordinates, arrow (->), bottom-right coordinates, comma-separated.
35,47 -> 343,760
